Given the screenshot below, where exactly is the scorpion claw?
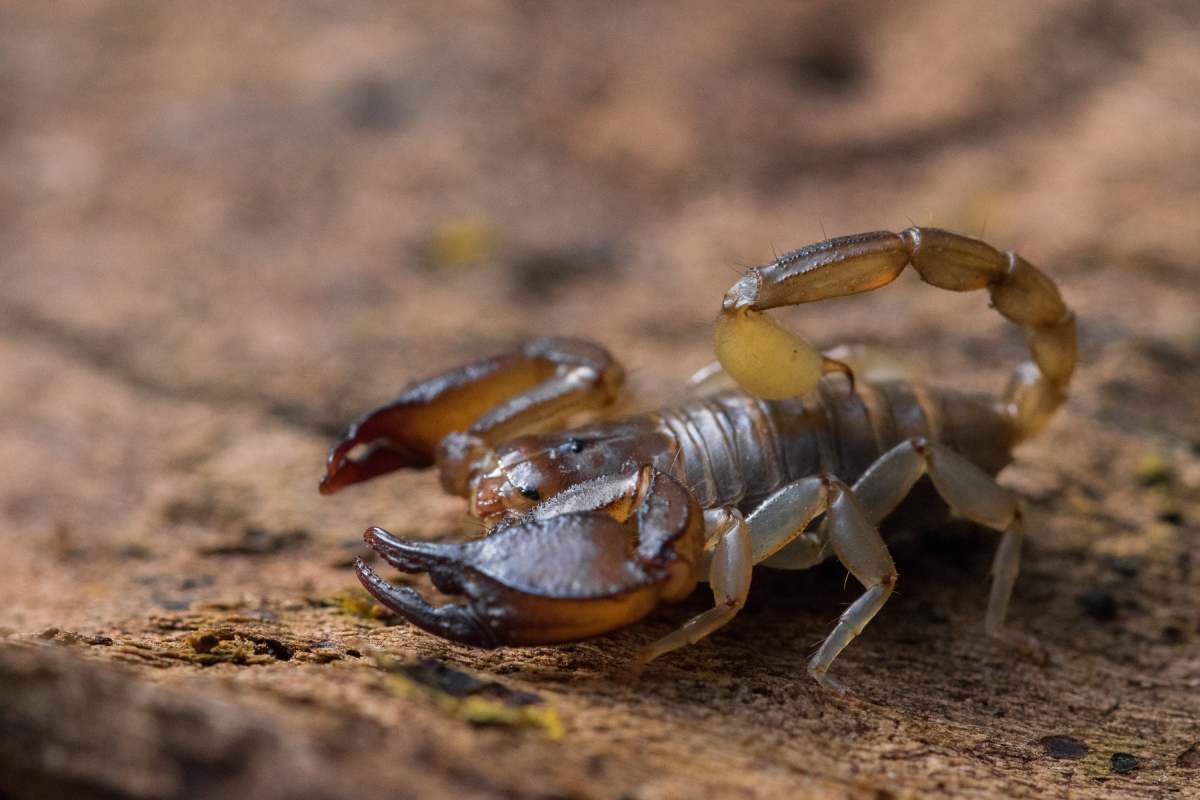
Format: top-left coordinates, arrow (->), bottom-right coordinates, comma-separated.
363,526 -> 470,595
354,558 -> 494,646
320,433 -> 426,495
358,505 -> 699,647
317,357 -> 508,496
364,525 -> 451,571
320,338 -> 624,496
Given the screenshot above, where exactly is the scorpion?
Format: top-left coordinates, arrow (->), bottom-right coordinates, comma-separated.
319,227 -> 1075,693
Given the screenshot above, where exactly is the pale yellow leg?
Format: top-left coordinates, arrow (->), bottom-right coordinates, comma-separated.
638,509 -> 752,662
805,480 -> 898,694
849,437 -> 1039,652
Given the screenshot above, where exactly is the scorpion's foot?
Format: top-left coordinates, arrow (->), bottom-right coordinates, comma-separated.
355,557 -> 493,645
807,663 -> 852,697
989,627 -> 1051,666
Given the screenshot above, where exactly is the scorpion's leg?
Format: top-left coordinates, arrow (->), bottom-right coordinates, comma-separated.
320,337 -> 623,495
638,508 -> 753,662
744,477 -> 830,568
637,479 -> 830,660
798,479 -> 898,694
681,361 -> 740,398
356,466 -> 707,646
848,437 -> 1037,654
635,475 -> 898,692
638,476 -> 852,663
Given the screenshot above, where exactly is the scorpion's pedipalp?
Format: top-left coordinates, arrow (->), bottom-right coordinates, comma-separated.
358,468 -> 707,647
320,337 -> 623,495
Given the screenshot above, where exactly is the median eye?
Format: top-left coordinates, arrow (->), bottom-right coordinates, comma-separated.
565,438 -> 585,454
518,486 -> 541,501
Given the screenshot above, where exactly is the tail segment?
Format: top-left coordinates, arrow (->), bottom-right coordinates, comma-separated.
715,227 -> 1075,441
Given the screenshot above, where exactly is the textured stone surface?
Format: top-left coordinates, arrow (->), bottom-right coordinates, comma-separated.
2,2 -> 1199,798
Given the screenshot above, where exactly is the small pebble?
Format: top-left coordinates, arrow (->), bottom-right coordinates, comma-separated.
1156,508 -> 1184,525
1110,752 -> 1139,774
1038,735 -> 1088,759
1163,625 -> 1185,644
1079,590 -> 1118,622
1101,556 -> 1141,579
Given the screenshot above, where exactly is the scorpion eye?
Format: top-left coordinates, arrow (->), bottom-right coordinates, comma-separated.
566,438 -> 585,454
518,485 -> 541,501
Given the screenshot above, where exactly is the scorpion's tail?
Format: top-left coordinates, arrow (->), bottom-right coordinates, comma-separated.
714,226 -> 1075,442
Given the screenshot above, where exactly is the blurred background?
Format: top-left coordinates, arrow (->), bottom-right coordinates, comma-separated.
1,3 -> 1199,798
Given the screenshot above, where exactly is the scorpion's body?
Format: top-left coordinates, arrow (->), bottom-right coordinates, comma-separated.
643,381 -> 1014,512
491,377 -> 1014,522
321,227 -> 1075,692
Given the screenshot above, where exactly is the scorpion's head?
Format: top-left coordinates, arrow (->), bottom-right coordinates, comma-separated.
464,421 -> 676,522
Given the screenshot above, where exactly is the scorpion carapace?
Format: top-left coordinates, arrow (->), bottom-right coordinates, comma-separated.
320,227 -> 1075,693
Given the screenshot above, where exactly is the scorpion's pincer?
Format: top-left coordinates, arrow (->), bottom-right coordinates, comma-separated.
356,495 -> 697,648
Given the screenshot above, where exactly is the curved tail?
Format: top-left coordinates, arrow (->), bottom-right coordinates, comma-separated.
715,227 -> 1075,441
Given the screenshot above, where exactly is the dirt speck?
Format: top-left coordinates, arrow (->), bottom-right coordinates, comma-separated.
1079,590 -> 1119,622
198,526 -> 311,556
1177,742 -> 1200,769
1038,735 -> 1089,760
1109,752 -> 1138,774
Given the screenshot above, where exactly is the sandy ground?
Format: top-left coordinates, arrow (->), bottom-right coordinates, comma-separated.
1,2 -> 1199,798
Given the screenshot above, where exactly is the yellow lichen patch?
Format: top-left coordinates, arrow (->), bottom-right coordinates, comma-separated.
1136,451 -> 1172,488
390,677 -> 566,739
323,590 -> 392,622
375,654 -> 564,739
182,628 -> 277,666
713,308 -> 824,400
425,219 -> 497,269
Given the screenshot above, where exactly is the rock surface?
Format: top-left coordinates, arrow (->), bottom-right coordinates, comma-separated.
2,2 -> 1199,798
